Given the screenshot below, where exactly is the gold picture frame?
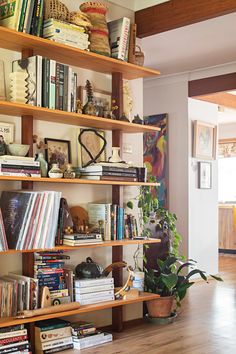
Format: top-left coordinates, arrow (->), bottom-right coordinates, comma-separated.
193,120 -> 217,160
77,128 -> 106,167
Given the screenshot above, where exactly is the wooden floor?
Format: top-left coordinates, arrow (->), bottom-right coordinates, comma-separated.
70,255 -> 236,354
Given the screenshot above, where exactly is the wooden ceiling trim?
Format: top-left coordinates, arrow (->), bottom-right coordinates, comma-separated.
194,93 -> 236,110
135,0 -> 236,38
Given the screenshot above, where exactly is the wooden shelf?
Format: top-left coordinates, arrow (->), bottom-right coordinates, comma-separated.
0,238 -> 161,255
0,292 -> 160,328
0,175 -> 159,187
0,101 -> 160,133
0,27 -> 160,80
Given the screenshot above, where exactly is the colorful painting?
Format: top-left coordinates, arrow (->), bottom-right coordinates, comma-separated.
143,114 -> 168,207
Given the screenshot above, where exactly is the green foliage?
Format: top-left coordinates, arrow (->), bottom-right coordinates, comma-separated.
144,255 -> 223,307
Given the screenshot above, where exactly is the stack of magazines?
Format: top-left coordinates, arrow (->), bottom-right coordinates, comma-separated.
0,155 -> 40,177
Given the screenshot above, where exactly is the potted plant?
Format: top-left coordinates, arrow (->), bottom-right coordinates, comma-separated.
144,255 -> 222,318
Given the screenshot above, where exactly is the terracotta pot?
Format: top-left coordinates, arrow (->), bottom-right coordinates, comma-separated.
146,296 -> 174,318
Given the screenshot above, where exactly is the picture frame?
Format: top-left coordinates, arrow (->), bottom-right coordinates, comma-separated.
198,161 -> 211,189
77,128 -> 106,167
193,120 -> 217,160
0,122 -> 14,144
78,86 -> 111,110
44,138 -> 71,170
218,138 -> 236,158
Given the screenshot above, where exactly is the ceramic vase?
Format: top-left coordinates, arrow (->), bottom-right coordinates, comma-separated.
48,163 -> 63,179
109,147 -> 122,163
36,153 -> 48,177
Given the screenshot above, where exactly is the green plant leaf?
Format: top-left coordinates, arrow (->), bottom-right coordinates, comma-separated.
210,274 -> 223,282
186,269 -> 207,281
162,256 -> 178,271
177,262 -> 196,274
161,273 -> 178,290
126,201 -> 133,209
177,282 -> 194,301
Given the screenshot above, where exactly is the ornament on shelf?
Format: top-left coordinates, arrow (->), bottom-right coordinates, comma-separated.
123,80 -> 133,121
64,164 -> 76,179
48,163 -> 63,178
119,113 -> 129,122
108,147 -> 122,163
132,114 -> 143,125
0,135 -> 7,156
9,72 -> 28,104
104,99 -> 118,119
80,2 -> 111,57
36,152 -> 48,177
82,80 -> 96,116
76,99 -> 83,114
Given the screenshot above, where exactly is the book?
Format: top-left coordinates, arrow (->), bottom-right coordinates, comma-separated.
35,326 -> 71,343
18,0 -> 28,32
63,233 -> 102,240
38,336 -> 73,351
74,283 -> 114,295
35,319 -> 71,332
80,164 -> 136,173
62,239 -> 103,246
108,17 -> 131,61
0,329 -> 27,340
73,332 -> 112,350
74,277 -> 114,288
49,59 -> 56,110
75,295 -> 114,306
0,0 -> 22,30
23,0 -> 34,33
43,343 -> 74,353
75,290 -> 114,301
88,203 -> 111,241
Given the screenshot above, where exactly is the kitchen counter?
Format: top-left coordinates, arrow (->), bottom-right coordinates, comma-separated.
219,204 -> 236,251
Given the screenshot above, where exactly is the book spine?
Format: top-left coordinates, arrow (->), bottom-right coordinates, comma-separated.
0,343 -> 30,353
26,0 -> 35,33
41,336 -> 73,350
75,278 -> 114,288
43,343 -> 74,354
128,23 -> 137,64
42,58 -> 49,108
0,167 -> 40,174
30,0 -> 40,35
0,329 -> 27,340
22,0 -> 31,32
36,55 -> 43,107
77,295 -> 114,305
49,60 -> 56,110
0,335 -> 28,346
73,72 -> 77,112
0,172 -> 40,177
36,323 -> 70,332
36,0 -> 44,37
63,65 -> 69,111
100,176 -> 138,182
18,0 -> 28,32
56,64 -> 64,110
67,67 -> 72,112
37,326 -> 72,342
0,161 -> 39,167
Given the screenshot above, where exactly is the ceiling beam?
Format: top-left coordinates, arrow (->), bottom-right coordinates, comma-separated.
135,0 -> 236,38
194,93 -> 236,110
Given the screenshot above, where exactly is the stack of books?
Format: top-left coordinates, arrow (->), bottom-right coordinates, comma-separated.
0,0 -> 45,36
71,321 -> 113,350
43,19 -> 90,50
74,277 -> 114,305
108,17 -> 131,62
0,155 -> 40,177
63,233 -> 103,246
0,273 -> 38,318
12,55 -> 77,111
35,319 -> 73,353
0,190 -> 61,250
79,165 -> 139,182
0,324 -> 31,353
34,251 -> 73,304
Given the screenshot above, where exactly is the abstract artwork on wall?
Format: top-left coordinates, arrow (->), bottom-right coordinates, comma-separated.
143,113 -> 168,207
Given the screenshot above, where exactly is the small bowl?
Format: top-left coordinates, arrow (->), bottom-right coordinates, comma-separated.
7,143 -> 30,157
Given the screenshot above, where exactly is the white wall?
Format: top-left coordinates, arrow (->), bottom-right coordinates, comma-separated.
219,122 -> 236,139
144,68 -> 224,275
0,1 -> 144,326
188,99 -> 218,274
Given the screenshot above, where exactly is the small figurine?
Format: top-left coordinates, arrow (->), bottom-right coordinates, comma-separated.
0,135 -> 7,156
107,99 -> 118,119
132,114 -> 143,125
82,80 -> 96,116
76,99 -> 83,114
119,113 -> 129,122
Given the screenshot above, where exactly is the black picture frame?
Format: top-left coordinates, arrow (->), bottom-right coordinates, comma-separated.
44,138 -> 71,170
198,161 -> 212,189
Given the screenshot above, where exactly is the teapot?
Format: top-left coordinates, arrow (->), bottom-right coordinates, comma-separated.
75,257 -> 127,279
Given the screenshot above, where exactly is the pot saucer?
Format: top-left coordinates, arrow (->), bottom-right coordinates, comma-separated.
144,312 -> 177,325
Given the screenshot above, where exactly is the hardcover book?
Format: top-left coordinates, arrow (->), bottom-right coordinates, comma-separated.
108,17 -> 131,61
0,0 -> 22,30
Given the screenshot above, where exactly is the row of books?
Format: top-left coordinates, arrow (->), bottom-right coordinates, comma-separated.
34,252 -> 73,306
12,55 -> 78,112
74,277 -> 115,306
79,164 -> 147,182
0,155 -> 40,177
0,324 -> 31,353
35,319 -> 112,353
0,191 -> 61,250
43,18 -> 90,51
0,273 -> 38,318
88,203 -> 140,241
0,0 -> 45,36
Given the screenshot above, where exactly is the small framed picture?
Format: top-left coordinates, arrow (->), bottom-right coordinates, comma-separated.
198,162 -> 211,189
193,120 -> 217,160
0,122 -> 14,144
77,128 -> 106,167
78,86 -> 111,110
45,138 -> 71,170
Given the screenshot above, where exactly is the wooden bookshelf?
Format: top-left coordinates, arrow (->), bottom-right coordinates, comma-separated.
0,101 -> 160,133
0,27 -> 160,80
0,175 -> 159,187
0,292 -> 160,328
0,238 -> 161,255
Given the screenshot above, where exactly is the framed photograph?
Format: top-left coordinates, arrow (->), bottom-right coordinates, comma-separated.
77,128 -> 106,167
0,122 -> 14,144
45,138 -> 71,170
198,162 -> 211,189
193,120 -> 217,160
78,86 -> 111,110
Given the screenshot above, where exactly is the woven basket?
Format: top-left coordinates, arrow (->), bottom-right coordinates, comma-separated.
135,46 -> 145,66
44,0 -> 70,22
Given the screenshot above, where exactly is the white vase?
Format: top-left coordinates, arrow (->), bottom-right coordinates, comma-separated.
132,271 -> 144,292
48,163 -> 63,179
109,147 -> 122,163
